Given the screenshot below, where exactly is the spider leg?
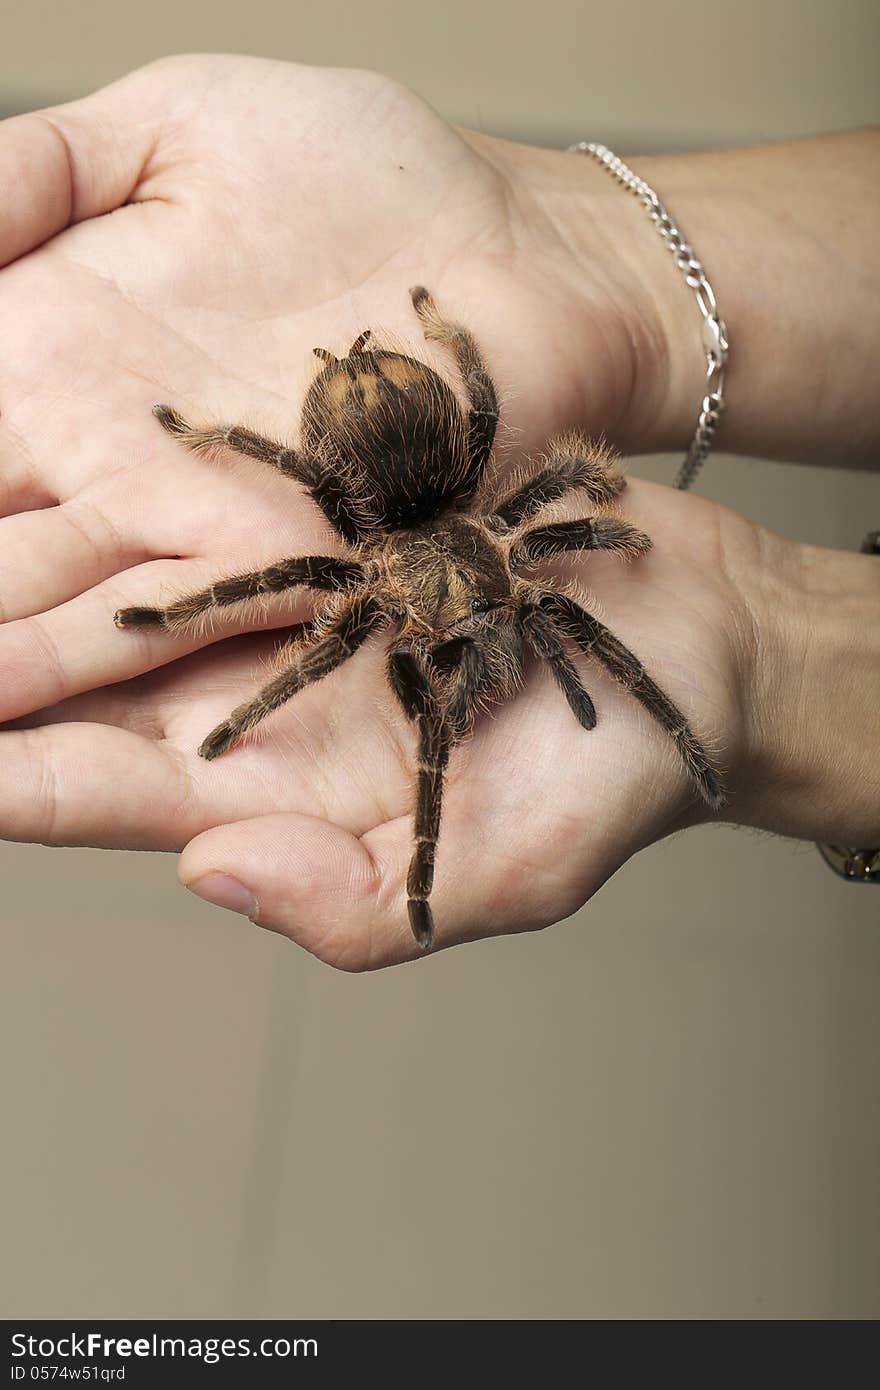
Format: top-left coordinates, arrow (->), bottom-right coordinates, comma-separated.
153,404 -> 374,546
441,638 -> 485,741
489,434 -> 625,527
538,589 -> 727,810
520,603 -> 597,730
114,556 -> 365,633
198,593 -> 386,760
388,640 -> 453,950
511,516 -> 652,569
348,330 -> 372,354
409,286 -> 498,498
433,615 -> 527,736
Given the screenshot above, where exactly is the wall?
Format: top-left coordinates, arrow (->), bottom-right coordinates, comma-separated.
1,0 -> 878,1319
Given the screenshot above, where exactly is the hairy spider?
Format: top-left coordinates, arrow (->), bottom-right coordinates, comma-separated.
115,288 -> 725,950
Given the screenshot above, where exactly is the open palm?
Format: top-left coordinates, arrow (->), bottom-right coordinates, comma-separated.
0,55 -> 755,967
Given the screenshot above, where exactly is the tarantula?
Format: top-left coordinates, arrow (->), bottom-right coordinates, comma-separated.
115,288 -> 725,950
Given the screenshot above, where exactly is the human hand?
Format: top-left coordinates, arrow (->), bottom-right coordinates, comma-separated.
1,56 -> 874,967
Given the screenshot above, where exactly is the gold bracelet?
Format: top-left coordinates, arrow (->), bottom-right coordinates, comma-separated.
816,528 -> 879,885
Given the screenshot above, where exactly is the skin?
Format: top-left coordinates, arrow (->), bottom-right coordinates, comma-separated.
0,55 -> 877,969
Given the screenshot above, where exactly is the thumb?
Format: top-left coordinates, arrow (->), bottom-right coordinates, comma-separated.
178,800 -> 590,970
0,66 -> 165,267
179,812 -> 419,973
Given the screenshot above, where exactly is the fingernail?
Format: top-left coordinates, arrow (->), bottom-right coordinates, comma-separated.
186,872 -> 258,920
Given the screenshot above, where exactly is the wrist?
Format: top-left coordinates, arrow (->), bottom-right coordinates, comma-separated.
736,532 -> 880,844
481,130 -> 880,467
605,133 -> 880,467
457,129 -> 676,453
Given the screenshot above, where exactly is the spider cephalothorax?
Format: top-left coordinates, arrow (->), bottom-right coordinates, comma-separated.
115,288 -> 726,949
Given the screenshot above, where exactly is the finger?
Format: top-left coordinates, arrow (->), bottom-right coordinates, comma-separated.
0,713 -> 350,849
0,76 -> 158,266
0,625 -> 311,739
0,418 -> 56,518
178,791 -> 601,972
0,722 -> 196,849
179,813 -> 410,971
0,558 -> 318,724
0,501 -> 148,623
1,686 -> 160,738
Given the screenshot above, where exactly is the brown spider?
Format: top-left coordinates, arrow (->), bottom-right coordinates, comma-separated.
115,288 -> 725,950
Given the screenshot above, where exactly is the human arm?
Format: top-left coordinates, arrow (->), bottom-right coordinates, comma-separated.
462,126 -> 880,469
0,56 -> 876,968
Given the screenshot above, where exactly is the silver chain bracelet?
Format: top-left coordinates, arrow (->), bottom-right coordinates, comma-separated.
568,141 -> 728,492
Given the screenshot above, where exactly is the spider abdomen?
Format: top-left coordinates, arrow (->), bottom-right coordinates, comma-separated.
302,350 -> 472,528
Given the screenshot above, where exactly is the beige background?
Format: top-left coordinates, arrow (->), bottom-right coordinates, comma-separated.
2,0 -> 879,1320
